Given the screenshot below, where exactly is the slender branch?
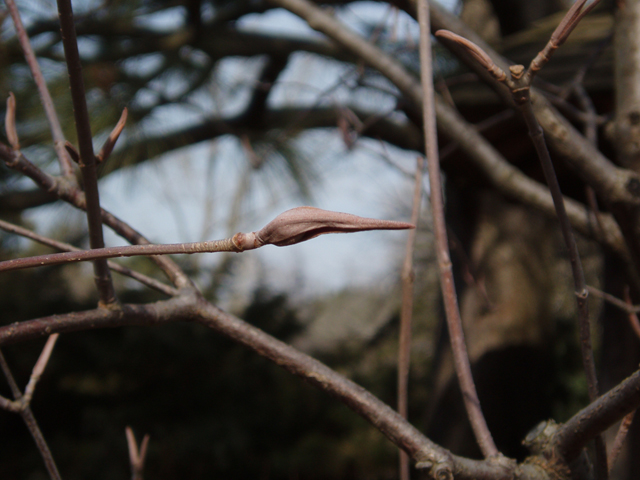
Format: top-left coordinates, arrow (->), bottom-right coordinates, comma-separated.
607,410 -> 635,473
0,238 -> 239,272
0,218 -> 179,296
57,0 -> 117,306
0,349 -> 62,480
4,0 -> 74,176
518,99 -> 598,400
0,348 -> 21,398
20,407 -> 63,480
192,297 -> 460,477
398,156 -> 424,480
553,368 -> 640,464
22,334 -> 58,405
0,142 -> 192,289
587,285 -> 640,314
0,206 -> 414,273
438,7 -> 612,474
418,0 -> 497,459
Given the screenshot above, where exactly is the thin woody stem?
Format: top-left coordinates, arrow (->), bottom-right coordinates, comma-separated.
398,156 -> 424,480
0,143 -> 192,289
22,334 -> 59,405
0,349 -> 62,480
0,238 -> 239,273
607,411 -> 635,473
57,0 -> 117,306
0,218 -> 179,296
418,0 -> 497,458
4,0 -> 74,176
518,93 -> 608,480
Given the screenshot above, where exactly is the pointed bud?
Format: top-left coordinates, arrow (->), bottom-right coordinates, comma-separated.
231,207 -> 415,251
65,141 -> 81,164
5,93 -> 19,150
97,107 -> 127,163
435,30 -> 506,83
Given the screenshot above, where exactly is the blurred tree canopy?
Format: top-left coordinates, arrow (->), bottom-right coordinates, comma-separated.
1,0 -> 638,479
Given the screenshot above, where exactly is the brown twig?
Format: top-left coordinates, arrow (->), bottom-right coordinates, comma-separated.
22,334 -> 58,405
419,0 -> 498,459
0,207 -> 414,272
528,0 -> 603,78
0,296 -> 461,476
586,285 -> 640,314
398,156 -> 424,480
57,0 -> 117,306
623,287 -> 640,340
0,218 -> 179,296
4,0 -> 74,176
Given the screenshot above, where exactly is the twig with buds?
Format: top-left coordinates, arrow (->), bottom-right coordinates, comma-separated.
0,207 -> 414,273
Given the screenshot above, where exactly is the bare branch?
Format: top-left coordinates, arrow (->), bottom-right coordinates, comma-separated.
419,0 -> 497,459
22,334 -> 58,405
4,0 -> 73,176
398,156 -> 424,479
554,368 -> 640,464
607,411 -> 635,473
0,217 -> 179,296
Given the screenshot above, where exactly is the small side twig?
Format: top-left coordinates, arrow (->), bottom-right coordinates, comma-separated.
586,285 -> 640,314
22,334 -> 58,405
0,217 -> 179,296
397,156 -> 424,480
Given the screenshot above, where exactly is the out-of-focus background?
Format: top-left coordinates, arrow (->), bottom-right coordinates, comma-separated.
2,0 -> 636,479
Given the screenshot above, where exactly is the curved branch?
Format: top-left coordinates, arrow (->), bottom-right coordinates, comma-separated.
553,368 -> 640,464
0,293 -> 521,480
